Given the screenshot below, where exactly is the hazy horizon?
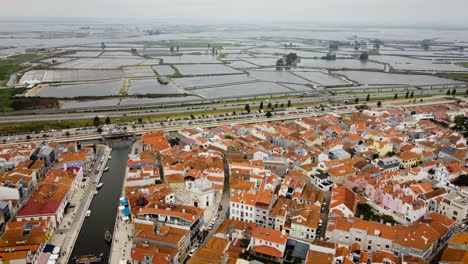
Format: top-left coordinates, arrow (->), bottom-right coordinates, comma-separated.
1,0 -> 468,27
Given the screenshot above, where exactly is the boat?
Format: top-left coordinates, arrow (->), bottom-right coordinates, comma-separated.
94,190 -> 98,196
97,182 -> 103,189
104,167 -> 109,172
104,228 -> 112,243
85,210 -> 91,217
108,156 -> 112,160
72,253 -> 103,263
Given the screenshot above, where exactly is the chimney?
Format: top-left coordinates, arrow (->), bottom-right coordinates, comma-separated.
154,204 -> 158,209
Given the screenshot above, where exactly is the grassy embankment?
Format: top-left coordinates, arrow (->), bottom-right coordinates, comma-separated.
0,88 -> 26,112
439,72 -> 468,82
0,54 -> 40,86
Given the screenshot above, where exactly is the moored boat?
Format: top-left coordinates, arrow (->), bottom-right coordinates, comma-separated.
73,253 -> 103,263
104,228 -> 112,243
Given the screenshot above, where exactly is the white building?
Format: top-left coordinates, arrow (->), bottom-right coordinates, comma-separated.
229,190 -> 258,223
186,178 -> 215,209
248,226 -> 288,260
438,188 -> 468,225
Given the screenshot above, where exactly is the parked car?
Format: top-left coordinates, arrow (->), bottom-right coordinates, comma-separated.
218,205 -> 223,211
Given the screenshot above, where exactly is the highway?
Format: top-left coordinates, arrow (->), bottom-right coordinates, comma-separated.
0,87 -> 459,125
0,95 -> 459,147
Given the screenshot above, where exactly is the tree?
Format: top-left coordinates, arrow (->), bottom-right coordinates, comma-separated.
446,90 -> 451,95
275,58 -> 284,69
26,135 -> 31,140
287,100 -> 291,107
285,53 -> 298,66
265,111 -> 273,118
454,115 -> 465,127
138,118 -> 143,123
65,131 -> 70,137
355,97 -> 359,104
466,88 -> 468,95
394,93 -> 398,100
190,114 -> 195,119
377,101 -> 382,107
359,52 -> 369,61
93,116 -> 101,126
274,102 -> 278,108
267,102 -> 272,109
245,104 -> 250,113
259,101 -> 264,110
96,127 -> 103,133
280,103 -> 284,108
410,91 -> 414,98
366,94 -> 370,101
405,91 -> 409,98
105,116 -> 111,125
452,88 -> 457,96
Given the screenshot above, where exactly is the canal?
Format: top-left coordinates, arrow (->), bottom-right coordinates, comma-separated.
69,141 -> 130,263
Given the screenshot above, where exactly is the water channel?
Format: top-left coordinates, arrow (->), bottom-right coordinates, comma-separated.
69,141 -> 130,263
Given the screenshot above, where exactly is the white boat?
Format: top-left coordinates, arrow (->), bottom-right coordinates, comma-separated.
104,167 -> 109,172
108,156 -> 112,160
94,190 -> 98,195
97,182 -> 103,189
85,210 -> 91,217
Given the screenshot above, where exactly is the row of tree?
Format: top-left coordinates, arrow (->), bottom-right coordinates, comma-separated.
244,100 -> 292,113
93,116 -> 111,126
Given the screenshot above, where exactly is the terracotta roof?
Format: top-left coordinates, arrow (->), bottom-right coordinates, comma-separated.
253,245 -> 283,258
440,247 -> 468,264
252,226 -> 288,245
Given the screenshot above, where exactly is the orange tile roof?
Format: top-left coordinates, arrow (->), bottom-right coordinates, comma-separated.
230,191 -> 258,207
253,245 -> 283,258
252,226 -> 288,245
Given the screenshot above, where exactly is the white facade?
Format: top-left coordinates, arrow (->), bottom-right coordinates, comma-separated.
186,178 -> 215,209
438,190 -> 468,225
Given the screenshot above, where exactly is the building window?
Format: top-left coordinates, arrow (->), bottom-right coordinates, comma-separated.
386,245 -> 390,249
368,246 -> 371,250
453,211 -> 458,216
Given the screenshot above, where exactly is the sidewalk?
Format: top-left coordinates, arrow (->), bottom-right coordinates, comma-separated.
49,145 -> 111,264
108,142 -> 135,264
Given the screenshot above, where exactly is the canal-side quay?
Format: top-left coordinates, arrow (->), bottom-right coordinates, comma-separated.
49,144 -> 111,264
68,141 -> 131,263
108,142 -> 140,264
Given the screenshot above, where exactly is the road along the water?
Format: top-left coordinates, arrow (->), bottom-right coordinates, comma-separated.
69,141 -> 130,263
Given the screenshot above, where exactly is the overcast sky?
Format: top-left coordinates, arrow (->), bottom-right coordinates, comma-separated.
1,0 -> 467,26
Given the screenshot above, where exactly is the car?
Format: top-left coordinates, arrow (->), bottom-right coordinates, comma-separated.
207,224 -> 213,230
211,219 -> 216,225
318,219 -> 323,227
193,243 -> 199,250
460,223 -> 467,229
188,248 -> 196,257
218,205 -> 223,211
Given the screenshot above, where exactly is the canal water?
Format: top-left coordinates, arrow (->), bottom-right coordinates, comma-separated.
69,141 -> 130,263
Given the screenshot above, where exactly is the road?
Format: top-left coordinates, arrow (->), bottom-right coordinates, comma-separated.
1,95 -> 460,147
0,86 -> 461,125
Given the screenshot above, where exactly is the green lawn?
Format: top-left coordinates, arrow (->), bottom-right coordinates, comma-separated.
439,72 -> 468,82
0,88 -> 26,112
0,53 -> 40,86
455,62 -> 468,68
